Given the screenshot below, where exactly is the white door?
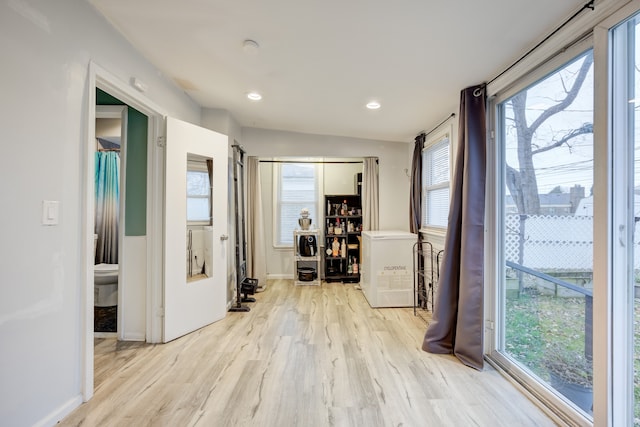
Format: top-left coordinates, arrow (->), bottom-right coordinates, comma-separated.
163,117 -> 228,342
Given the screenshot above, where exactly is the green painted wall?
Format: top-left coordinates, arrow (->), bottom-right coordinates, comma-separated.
96,89 -> 147,236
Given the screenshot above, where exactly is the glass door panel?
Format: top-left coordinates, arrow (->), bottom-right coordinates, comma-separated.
498,50 -> 594,416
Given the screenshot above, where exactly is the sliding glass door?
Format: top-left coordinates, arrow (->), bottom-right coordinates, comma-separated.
496,49 -> 595,417
611,12 -> 640,424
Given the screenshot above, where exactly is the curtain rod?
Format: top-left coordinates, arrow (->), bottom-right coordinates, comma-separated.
486,0 -> 594,87
258,160 -> 364,164
420,112 -> 456,139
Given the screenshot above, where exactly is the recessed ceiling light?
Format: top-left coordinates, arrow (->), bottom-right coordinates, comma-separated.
366,101 -> 381,110
247,92 -> 262,101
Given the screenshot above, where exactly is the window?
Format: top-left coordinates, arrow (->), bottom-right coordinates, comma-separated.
186,161 -> 210,223
495,49 -> 594,417
274,163 -> 320,246
422,132 -> 451,228
611,12 -> 640,424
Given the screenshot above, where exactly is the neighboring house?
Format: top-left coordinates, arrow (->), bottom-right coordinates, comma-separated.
505,184 -> 585,216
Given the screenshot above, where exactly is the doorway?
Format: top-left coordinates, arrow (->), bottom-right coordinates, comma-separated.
83,62 -> 166,401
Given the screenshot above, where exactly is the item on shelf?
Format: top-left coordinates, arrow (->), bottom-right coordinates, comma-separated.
297,267 -> 316,281
353,261 -> 359,274
298,234 -> 317,256
294,229 -> 321,286
341,200 -> 348,215
298,207 -> 312,230
332,237 -> 340,256
328,223 -> 334,234
341,239 -> 346,258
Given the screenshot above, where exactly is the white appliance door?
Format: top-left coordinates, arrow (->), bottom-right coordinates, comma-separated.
163,117 -> 228,342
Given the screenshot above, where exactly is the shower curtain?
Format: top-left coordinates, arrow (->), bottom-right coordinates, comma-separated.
95,151 -> 120,264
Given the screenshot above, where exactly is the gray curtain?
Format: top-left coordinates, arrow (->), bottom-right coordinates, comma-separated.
362,157 -> 379,231
246,157 -> 267,291
422,84 -> 487,370
410,134 -> 425,233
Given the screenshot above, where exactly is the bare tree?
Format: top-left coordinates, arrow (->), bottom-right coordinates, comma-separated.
506,52 -> 594,216
505,52 -> 593,295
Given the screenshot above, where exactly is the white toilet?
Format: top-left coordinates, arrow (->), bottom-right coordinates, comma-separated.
94,234 -> 118,307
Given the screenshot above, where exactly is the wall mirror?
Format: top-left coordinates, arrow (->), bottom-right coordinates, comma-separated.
186,152 -> 213,282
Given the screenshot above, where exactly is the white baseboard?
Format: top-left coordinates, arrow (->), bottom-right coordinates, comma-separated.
34,395 -> 82,427
121,332 -> 145,341
266,274 -> 293,280
94,332 -> 117,339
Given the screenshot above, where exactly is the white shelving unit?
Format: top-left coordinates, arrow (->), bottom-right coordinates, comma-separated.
293,229 -> 321,286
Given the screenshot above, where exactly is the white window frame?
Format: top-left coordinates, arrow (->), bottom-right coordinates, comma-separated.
272,162 -> 323,248
421,124 -> 453,235
599,5 -> 640,425
482,2 -> 640,426
486,37 -> 598,425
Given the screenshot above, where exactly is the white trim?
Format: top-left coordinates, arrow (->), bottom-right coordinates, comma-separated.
594,3 -> 640,424
266,273 -> 293,280
82,68 -> 96,402
147,115 -> 165,344
488,46 -> 597,422
487,0 -> 630,96
272,162 -> 323,248
33,395 -> 83,427
84,61 -> 167,402
490,36 -> 595,104
420,124 -> 453,230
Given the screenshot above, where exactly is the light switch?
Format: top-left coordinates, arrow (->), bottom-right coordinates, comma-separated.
42,200 -> 59,225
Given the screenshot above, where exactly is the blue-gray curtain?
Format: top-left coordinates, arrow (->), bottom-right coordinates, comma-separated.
422,84 -> 487,370
95,151 -> 120,264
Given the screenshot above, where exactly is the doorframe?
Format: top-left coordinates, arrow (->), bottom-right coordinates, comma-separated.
83,61 -> 166,401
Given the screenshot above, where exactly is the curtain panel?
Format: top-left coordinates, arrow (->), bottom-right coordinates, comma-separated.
362,157 -> 380,231
422,85 -> 487,370
410,134 -> 425,233
247,157 -> 268,291
95,151 -> 120,264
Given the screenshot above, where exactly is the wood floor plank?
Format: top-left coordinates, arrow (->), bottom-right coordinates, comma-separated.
59,280 -> 556,427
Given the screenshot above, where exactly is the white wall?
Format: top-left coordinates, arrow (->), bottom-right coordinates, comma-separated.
0,1 -> 201,426
241,127 -> 411,278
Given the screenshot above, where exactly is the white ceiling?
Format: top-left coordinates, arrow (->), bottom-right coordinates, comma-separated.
89,0 -> 586,143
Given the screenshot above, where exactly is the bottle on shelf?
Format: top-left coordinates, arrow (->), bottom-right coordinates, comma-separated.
353,260 -> 359,274
347,257 -> 353,274
340,239 -> 346,258
341,199 -> 347,215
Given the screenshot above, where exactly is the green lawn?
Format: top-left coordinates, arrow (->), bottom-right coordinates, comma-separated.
505,288 -> 640,422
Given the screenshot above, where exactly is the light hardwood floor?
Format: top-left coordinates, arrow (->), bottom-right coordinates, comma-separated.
60,280 -> 556,427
